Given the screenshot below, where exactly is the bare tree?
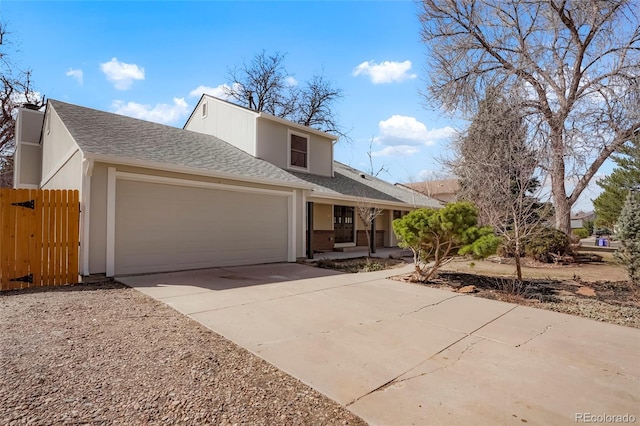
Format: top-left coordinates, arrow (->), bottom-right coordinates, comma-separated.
419,0 -> 640,235
451,89 -> 552,280
355,197 -> 384,258
1,22 -> 44,185
225,50 -> 294,117
292,73 -> 344,135
225,51 -> 346,137
365,137 -> 388,178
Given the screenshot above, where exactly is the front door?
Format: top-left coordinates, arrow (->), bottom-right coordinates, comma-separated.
334,205 -> 354,243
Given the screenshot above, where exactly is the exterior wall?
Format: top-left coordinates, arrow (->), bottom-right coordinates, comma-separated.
41,106 -> 81,188
356,230 -> 385,248
313,230 -> 335,252
256,119 -> 333,177
313,203 -> 333,230
88,162 -> 304,274
184,98 -> 256,156
356,209 -> 388,247
310,203 -> 334,253
89,163 -> 108,274
14,108 -> 44,188
16,144 -> 42,187
41,150 -> 83,190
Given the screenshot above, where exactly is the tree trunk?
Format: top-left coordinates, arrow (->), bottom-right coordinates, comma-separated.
514,253 -> 522,282
550,126 -> 572,235
365,228 -> 372,258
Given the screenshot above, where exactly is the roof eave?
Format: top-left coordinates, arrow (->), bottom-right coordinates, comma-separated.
83,153 -> 314,190
257,113 -> 338,140
306,191 -> 439,209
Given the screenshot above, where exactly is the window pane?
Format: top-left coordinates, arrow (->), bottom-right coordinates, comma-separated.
291,134 -> 307,152
291,151 -> 307,167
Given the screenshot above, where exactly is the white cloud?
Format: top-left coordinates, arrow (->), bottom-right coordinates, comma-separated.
285,76 -> 298,86
111,97 -> 189,125
374,115 -> 456,147
352,60 -> 417,84
371,145 -> 420,157
189,84 -> 226,99
10,91 -> 43,107
100,57 -> 145,90
189,83 -> 241,100
66,68 -> 83,85
417,169 -> 448,181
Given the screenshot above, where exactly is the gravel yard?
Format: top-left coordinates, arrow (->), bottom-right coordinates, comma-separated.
0,282 -> 366,426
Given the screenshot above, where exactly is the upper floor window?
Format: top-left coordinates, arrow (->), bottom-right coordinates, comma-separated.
289,131 -> 308,169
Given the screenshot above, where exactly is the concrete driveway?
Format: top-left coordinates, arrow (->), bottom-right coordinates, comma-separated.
119,263 -> 640,425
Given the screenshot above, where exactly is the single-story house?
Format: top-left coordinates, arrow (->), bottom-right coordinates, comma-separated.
570,211 -> 597,230
14,96 -> 439,277
399,179 -> 459,204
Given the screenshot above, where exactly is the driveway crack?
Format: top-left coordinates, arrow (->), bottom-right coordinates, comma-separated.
398,294 -> 462,317
346,304 -> 518,407
515,324 -> 554,348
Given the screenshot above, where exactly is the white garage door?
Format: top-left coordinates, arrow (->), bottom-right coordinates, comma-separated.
114,179 -> 289,275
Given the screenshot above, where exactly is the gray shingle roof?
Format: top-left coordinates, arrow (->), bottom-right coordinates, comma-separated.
49,100 -> 309,187
48,100 -> 441,208
290,162 -> 441,208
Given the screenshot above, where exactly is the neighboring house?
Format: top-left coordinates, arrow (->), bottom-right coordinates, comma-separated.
570,211 -> 596,230
399,179 -> 460,204
14,96 -> 439,277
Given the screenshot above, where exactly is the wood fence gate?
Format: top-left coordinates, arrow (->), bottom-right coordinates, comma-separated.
0,188 -> 80,291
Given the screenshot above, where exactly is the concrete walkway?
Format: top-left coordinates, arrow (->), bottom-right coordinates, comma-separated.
119,263 -> 640,425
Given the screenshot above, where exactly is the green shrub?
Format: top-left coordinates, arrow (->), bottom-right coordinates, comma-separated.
572,228 -> 590,239
615,192 -> 640,285
524,227 -> 571,262
393,201 -> 498,281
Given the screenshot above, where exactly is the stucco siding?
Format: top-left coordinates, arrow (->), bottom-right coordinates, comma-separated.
313,203 -> 333,230
185,98 -> 256,156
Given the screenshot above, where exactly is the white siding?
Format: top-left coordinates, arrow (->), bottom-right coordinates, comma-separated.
41,150 -> 83,190
41,106 -> 81,188
257,119 -> 334,177
185,97 -> 257,156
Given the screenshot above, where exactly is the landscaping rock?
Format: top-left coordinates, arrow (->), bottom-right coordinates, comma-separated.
0,283 -> 366,426
576,286 -> 597,297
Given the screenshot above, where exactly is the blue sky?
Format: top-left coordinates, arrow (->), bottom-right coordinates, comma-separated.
2,0 -> 603,211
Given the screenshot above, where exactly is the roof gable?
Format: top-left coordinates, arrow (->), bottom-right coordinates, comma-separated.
48,100 -> 309,188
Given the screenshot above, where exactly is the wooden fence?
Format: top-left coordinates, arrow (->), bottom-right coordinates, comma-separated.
0,189 -> 80,291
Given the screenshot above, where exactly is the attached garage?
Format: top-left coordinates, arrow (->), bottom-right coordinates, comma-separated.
107,171 -> 294,276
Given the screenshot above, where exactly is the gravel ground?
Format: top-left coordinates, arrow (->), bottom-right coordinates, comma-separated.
0,282 -> 366,426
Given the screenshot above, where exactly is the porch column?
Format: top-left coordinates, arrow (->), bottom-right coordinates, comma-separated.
370,209 -> 376,254
306,201 -> 314,259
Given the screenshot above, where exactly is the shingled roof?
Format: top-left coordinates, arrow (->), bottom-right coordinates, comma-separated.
48,100 -> 310,187
290,162 -> 441,208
